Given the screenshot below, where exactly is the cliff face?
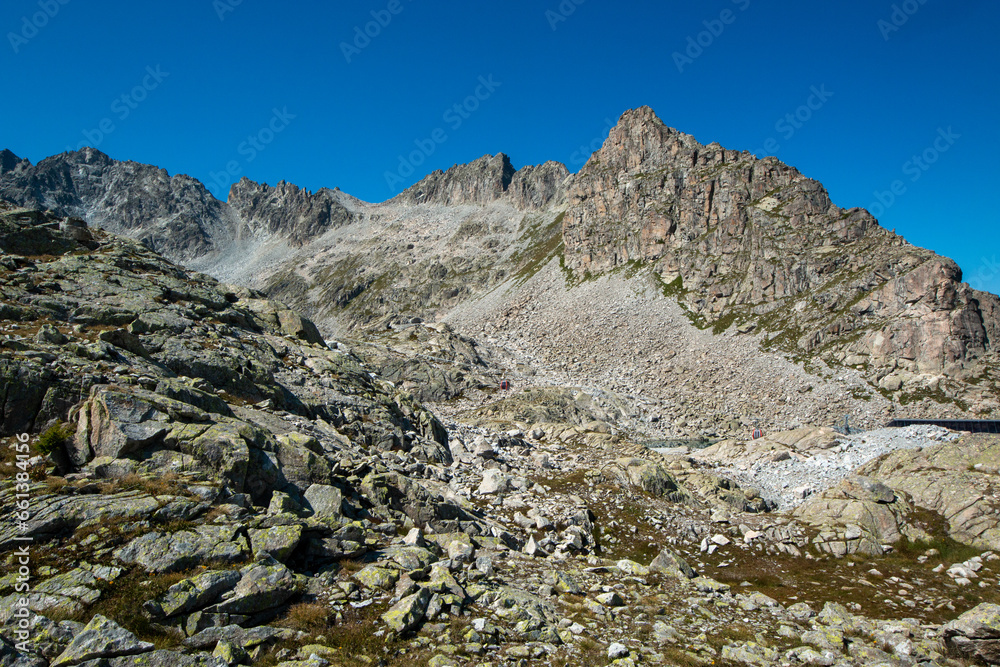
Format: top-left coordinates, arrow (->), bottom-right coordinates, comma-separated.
227,178 -> 354,246
0,148 -> 239,261
394,153 -> 569,209
561,106 -> 999,378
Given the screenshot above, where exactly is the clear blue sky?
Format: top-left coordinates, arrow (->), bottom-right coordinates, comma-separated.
2,0 -> 998,294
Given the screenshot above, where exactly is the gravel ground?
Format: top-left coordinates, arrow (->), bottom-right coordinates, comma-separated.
658,424 -> 961,510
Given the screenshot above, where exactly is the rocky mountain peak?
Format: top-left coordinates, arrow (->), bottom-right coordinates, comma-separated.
0,148 -> 27,175
394,152 -> 569,210
227,177 -> 354,246
394,153 -> 515,206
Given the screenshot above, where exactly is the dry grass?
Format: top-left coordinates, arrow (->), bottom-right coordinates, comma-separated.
53,568 -> 189,649
96,472 -> 191,497
277,602 -> 333,635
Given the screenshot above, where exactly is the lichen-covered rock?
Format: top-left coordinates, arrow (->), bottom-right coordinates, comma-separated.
792,475 -> 911,556
648,548 -> 696,579
248,524 -> 302,562
354,565 -> 400,592
50,615 -> 153,667
211,559 -> 300,615
302,484 -> 343,521
114,525 -> 250,573
942,603 -> 1000,664
382,587 -> 432,634
143,570 -> 242,620
859,434 -> 1000,550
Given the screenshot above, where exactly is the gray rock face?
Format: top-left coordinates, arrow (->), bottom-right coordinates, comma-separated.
393,153 -> 568,210
649,548 -> 696,579
0,490 -> 202,552
143,570 -> 242,620
560,106 -> 1000,387
50,615 -> 153,667
942,603 -> 1000,664
858,433 -> 1000,550
211,559 -> 300,615
0,148 -> 239,262
227,178 -> 354,247
114,525 -> 250,573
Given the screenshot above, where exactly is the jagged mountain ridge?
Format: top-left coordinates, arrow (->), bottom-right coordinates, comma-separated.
2,106 -> 998,426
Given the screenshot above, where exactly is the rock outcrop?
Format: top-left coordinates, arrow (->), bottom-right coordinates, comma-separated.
227,178 -> 355,246
0,148 -> 240,262
561,106 -> 999,386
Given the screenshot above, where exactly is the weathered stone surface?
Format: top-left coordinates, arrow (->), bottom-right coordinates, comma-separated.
0,490 -> 202,552
943,603 -> 1000,664
859,434 -> 1000,550
50,615 -> 153,667
248,524 -> 302,562
792,475 -> 910,556
114,525 -> 250,573
382,587 -> 432,634
354,565 -> 400,592
212,559 -> 300,614
302,484 -> 343,521
607,458 -> 687,501
649,548 -> 696,579
143,570 -> 242,619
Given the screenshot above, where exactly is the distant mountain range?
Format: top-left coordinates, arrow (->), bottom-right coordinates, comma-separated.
3,106 -> 997,424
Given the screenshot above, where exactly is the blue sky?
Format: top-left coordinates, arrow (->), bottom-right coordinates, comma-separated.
2,0 -> 998,294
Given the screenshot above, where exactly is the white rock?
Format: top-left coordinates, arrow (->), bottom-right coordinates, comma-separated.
607,643 -> 629,660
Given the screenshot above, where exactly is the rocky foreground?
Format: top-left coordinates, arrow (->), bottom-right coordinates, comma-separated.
1,205 -> 1000,667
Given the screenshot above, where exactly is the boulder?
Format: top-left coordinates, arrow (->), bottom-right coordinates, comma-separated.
478,470 -> 510,495
792,475 -> 910,556
607,458 -> 687,501
302,484 -> 343,521
114,525 -> 250,573
142,569 -> 242,619
73,388 -> 174,464
649,548 -> 696,579
278,310 -> 326,346
942,603 -> 1000,664
50,615 -> 153,667
382,587 -> 432,634
211,559 -> 300,615
248,524 -> 303,562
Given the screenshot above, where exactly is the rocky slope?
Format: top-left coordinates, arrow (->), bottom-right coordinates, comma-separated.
1,204 -> 1000,667
3,106 -> 998,433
